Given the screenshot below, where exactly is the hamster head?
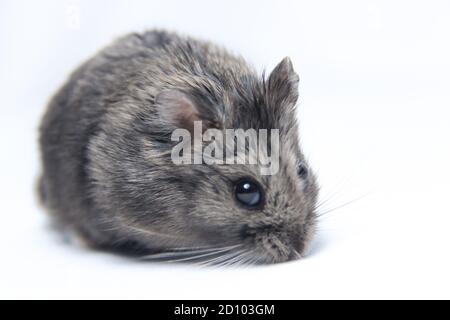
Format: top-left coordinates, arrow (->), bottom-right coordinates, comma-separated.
89,57 -> 319,264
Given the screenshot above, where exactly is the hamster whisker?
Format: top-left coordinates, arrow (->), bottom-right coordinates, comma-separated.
315,189 -> 342,211
238,250 -> 259,267
236,250 -> 258,266
196,249 -> 242,267
164,249 -> 236,263
245,250 -> 263,265
204,248 -> 248,265
140,245 -> 238,258
223,250 -> 250,266
139,244 -> 241,263
159,244 -> 240,252
292,249 -> 303,259
124,225 -> 182,239
316,193 -> 370,218
162,246 -> 242,264
139,248 -> 222,260
315,172 -> 359,211
213,249 -> 249,268
222,250 -> 255,266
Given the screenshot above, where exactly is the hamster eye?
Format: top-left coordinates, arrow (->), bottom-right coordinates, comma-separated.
297,163 -> 309,179
234,179 -> 263,208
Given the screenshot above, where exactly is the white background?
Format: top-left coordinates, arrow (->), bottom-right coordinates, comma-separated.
1,0 -> 450,299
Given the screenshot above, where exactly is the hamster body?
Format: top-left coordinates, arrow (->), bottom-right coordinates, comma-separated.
39,30 -> 319,264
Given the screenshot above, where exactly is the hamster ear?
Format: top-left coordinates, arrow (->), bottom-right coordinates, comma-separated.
155,90 -> 202,131
267,57 -> 299,109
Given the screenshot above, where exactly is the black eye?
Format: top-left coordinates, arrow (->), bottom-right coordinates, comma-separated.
234,179 -> 263,208
297,163 -> 309,179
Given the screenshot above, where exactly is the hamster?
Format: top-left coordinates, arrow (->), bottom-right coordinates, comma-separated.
39,30 -> 319,265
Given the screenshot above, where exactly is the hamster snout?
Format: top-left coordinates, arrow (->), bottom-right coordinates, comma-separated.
240,225 -> 304,263
39,30 -> 319,265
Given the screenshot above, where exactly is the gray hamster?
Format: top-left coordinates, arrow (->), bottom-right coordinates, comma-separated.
39,30 -> 319,264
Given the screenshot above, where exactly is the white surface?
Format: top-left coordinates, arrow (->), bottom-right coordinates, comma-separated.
1,0 -> 450,299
